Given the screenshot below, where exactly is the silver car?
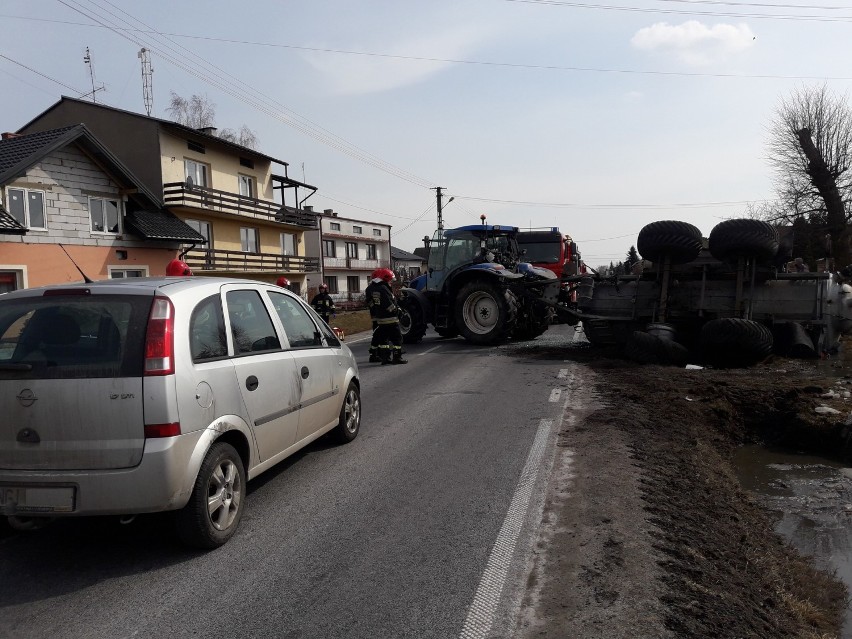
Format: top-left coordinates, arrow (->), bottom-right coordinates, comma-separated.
0,277 -> 361,548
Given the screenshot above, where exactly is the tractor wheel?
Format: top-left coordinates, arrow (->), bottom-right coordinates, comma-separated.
398,293 -> 427,344
434,326 -> 459,339
454,280 -> 518,345
700,318 -> 773,368
637,220 -> 703,264
624,331 -> 666,364
708,219 -> 779,264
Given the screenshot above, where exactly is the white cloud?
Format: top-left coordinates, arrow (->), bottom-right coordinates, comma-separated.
631,20 -> 755,66
302,25 -> 495,95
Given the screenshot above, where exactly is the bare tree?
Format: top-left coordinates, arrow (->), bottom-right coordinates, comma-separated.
767,84 -> 852,256
165,91 -> 259,149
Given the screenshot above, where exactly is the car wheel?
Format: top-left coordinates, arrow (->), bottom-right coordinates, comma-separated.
331,382 -> 361,444
175,442 -> 246,549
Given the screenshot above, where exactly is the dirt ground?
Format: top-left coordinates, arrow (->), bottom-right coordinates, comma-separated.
514,338 -> 852,639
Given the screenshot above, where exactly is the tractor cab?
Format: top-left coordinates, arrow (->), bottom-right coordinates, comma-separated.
423,225 -> 520,293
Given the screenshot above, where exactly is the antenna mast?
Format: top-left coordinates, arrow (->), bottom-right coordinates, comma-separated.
138,48 -> 154,116
81,47 -> 105,103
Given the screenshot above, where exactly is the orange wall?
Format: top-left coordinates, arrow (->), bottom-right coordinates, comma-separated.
0,242 -> 180,287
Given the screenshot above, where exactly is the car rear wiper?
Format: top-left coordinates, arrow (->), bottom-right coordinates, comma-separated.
0,363 -> 33,371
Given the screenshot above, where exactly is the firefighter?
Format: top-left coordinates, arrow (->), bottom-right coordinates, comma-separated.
366,268 -> 407,365
311,283 -> 336,325
166,258 -> 193,276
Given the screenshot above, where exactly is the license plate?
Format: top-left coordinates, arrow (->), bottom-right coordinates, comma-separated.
0,486 -> 75,513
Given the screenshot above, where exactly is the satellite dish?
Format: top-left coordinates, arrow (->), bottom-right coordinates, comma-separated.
185,175 -> 194,190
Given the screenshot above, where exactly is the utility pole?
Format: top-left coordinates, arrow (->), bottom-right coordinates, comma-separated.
138,48 -> 154,116
81,47 -> 105,103
434,186 -> 445,230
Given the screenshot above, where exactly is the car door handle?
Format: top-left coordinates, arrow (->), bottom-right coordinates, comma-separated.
301,366 -> 309,379
245,375 -> 259,391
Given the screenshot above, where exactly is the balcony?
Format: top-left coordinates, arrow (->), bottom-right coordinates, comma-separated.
323,257 -> 384,271
163,182 -> 317,228
183,248 -> 320,273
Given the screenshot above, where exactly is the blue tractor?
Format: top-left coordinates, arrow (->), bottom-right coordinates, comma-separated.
398,224 -> 559,345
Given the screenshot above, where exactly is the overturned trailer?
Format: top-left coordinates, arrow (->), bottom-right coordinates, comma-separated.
555,219 -> 852,367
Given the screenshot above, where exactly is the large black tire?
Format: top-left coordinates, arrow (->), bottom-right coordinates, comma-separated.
454,280 -> 518,345
624,331 -> 665,364
331,382 -> 361,444
708,219 -> 779,263
637,220 -> 703,264
398,293 -> 427,344
175,442 -> 246,549
434,326 -> 459,339
700,318 -> 773,368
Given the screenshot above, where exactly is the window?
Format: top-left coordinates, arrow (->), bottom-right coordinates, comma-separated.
239,157 -> 254,169
109,268 -> 148,278
366,244 -> 377,260
6,188 -> 46,229
323,276 -> 338,294
226,289 -> 280,355
345,242 -> 358,259
186,219 -> 212,245
185,159 -> 208,187
268,292 -> 322,348
187,140 -> 206,154
373,228 -> 382,237
89,197 -> 121,234
189,294 -> 227,362
240,227 -> 259,253
238,174 -> 254,198
281,233 -> 296,256
347,276 -> 360,292
0,272 -> 19,294
323,239 -> 336,257
353,225 -> 362,234
330,222 -> 341,231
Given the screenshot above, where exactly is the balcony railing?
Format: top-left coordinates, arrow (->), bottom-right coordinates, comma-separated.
163,182 -> 317,228
323,257 -> 383,271
183,248 -> 320,273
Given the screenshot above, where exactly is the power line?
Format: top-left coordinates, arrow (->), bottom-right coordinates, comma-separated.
0,53 -> 87,95
5,13 -> 852,82
452,195 -> 768,209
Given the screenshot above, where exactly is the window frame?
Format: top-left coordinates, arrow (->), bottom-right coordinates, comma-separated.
347,275 -> 360,293
281,232 -> 297,256
352,225 -> 363,234
330,222 -> 341,231
365,243 -> 377,260
108,266 -> 149,278
6,187 -> 47,230
345,242 -> 358,259
240,227 -> 259,253
373,228 -> 382,237
238,174 -> 255,198
323,276 -> 339,294
88,196 -> 122,235
322,239 -> 336,258
184,158 -> 209,188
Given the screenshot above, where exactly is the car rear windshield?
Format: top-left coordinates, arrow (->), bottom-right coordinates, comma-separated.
0,293 -> 151,380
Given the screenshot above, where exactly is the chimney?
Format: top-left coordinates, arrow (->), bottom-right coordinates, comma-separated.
304,205 -> 313,213
197,126 -> 217,135
1,132 -> 21,140
323,208 -> 338,217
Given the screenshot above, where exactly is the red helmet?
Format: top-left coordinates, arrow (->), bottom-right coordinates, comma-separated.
318,283 -> 329,291
371,268 -> 395,283
276,276 -> 290,287
166,259 -> 192,276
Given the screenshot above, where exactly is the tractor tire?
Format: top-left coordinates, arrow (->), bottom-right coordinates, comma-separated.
454,280 -> 518,345
700,318 -> 773,368
637,220 -> 703,264
434,326 -> 459,339
708,219 -> 779,263
625,331 -> 692,366
398,293 -> 427,344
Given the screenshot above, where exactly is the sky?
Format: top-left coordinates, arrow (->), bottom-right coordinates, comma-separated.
2,0 -> 852,268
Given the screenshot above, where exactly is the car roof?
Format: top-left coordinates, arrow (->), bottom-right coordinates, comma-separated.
0,277 -> 288,300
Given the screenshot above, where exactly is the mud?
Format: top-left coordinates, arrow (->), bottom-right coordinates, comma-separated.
514,339 -> 852,638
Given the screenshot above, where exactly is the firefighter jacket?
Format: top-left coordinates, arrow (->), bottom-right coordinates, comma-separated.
365,280 -> 399,325
311,292 -> 336,316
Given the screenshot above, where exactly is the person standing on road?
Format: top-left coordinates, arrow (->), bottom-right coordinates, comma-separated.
311,283 -> 336,325
366,268 -> 407,365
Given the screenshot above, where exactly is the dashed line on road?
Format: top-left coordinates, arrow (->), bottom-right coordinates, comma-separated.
548,388 -> 562,403
420,345 -> 441,356
459,417 -> 555,639
557,368 -> 569,379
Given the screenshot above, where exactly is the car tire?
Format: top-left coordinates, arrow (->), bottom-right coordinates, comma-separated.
454,280 -> 518,345
637,220 -> 703,264
331,382 -> 361,444
175,442 -> 246,549
708,219 -> 779,264
700,318 -> 774,368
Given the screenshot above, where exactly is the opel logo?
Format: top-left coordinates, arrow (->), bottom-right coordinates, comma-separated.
16,389 -> 38,408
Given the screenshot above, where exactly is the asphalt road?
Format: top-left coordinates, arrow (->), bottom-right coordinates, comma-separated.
0,325 -> 582,639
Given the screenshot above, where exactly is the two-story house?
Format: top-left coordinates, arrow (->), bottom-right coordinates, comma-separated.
0,124 -> 204,290
304,208 -> 391,305
18,96 -> 319,294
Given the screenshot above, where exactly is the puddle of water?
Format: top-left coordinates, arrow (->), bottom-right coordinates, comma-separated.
734,445 -> 852,637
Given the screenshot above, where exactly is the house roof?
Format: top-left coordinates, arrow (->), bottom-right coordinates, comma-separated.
0,125 -> 204,243
18,96 -> 289,167
391,245 -> 424,261
0,203 -> 26,234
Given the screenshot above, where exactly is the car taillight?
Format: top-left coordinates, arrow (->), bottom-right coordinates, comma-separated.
144,423 -> 181,438
144,296 -> 175,375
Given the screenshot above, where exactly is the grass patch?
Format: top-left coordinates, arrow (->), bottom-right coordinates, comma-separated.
329,310 -> 373,336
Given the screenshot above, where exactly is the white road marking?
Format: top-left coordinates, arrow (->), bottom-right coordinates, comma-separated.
548,388 -> 562,403
459,417 -> 555,639
420,346 -> 441,356
556,368 -> 568,379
